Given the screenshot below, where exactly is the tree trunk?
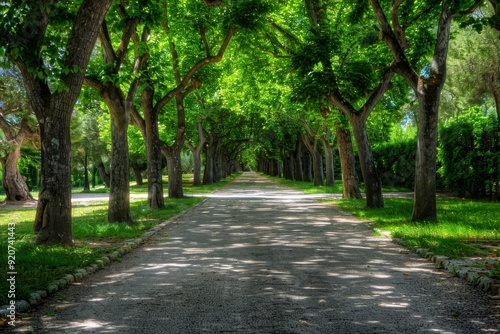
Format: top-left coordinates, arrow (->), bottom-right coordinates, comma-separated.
108,110 -> 132,223
17,0 -> 113,246
350,116 -> 384,208
335,124 -> 362,199
98,161 -> 110,187
143,89 -> 165,208
302,148 -> 313,182
293,137 -> 304,181
412,83 -> 440,221
1,146 -> 33,202
203,135 -> 215,185
192,150 -> 203,186
301,132 -> 324,186
320,135 -> 335,186
83,150 -> 90,191
132,162 -> 144,186
34,103 -> 73,245
187,122 -> 205,186
165,145 -> 184,198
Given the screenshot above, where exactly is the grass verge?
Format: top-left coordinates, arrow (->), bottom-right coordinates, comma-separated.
0,173 -> 238,305
336,198 -> 500,277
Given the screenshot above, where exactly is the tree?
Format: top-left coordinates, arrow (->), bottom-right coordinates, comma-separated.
368,0 -> 482,221
0,68 -> 37,202
84,2 -> 151,221
1,1 -> 112,245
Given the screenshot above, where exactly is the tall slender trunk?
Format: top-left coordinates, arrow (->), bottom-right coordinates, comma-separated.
165,146 -> 184,198
108,107 -> 132,223
302,148 -> 313,182
293,137 -> 304,181
301,132 -> 324,186
165,94 -> 187,198
350,116 -> 383,208
98,161 -> 110,187
320,135 -> 335,186
187,122 -> 205,186
83,150 -> 90,191
335,124 -> 362,199
143,89 -> 165,208
412,82 -> 440,221
203,135 -> 215,185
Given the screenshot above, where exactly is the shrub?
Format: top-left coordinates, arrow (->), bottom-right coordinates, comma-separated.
438,107 -> 499,199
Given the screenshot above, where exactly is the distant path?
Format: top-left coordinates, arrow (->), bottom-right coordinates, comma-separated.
16,172 -> 498,333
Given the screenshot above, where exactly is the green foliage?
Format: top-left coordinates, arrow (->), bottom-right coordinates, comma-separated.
223,0 -> 272,30
372,138 -> 416,190
438,107 -> 500,198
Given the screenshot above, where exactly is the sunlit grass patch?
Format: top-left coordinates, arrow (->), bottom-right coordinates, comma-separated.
336,198 -> 500,259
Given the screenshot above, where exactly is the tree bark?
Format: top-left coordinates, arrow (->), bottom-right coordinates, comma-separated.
107,103 -> 132,223
350,115 -> 384,208
335,124 -> 362,199
301,132 -> 324,186
142,88 -> 165,208
293,136 -> 304,181
203,135 -> 215,185
33,103 -> 74,245
411,80 -> 440,221
1,146 -> 33,202
83,150 -> 90,191
187,122 -> 206,186
98,161 -> 110,187
320,131 -> 335,186
164,94 -> 187,198
0,116 -> 34,202
302,147 -> 313,182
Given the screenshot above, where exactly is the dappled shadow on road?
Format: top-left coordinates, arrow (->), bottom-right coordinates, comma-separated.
18,173 -> 498,333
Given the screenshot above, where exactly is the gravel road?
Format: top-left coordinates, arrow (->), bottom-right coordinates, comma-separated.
15,172 -> 499,333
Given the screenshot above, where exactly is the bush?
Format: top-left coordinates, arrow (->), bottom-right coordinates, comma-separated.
438,107 -> 499,199
372,138 -> 416,189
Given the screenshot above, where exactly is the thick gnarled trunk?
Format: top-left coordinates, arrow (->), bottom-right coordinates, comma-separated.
34,103 -> 73,245
1,146 -> 33,202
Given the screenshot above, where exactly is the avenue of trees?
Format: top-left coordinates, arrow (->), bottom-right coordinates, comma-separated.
0,0 -> 499,246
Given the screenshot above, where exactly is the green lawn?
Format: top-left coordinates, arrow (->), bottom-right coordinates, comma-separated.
0,173 -> 238,305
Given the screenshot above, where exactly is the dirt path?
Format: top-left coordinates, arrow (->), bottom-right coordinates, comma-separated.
14,172 -> 499,333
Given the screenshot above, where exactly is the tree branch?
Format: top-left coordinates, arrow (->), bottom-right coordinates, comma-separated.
153,25 -> 236,114
99,20 -> 117,65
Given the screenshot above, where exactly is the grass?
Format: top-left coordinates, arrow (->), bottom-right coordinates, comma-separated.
268,175 -> 410,194
0,173 -> 238,305
336,198 -> 500,260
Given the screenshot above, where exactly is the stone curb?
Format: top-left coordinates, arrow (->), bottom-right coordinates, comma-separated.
390,236 -> 500,296
0,198 -> 208,320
